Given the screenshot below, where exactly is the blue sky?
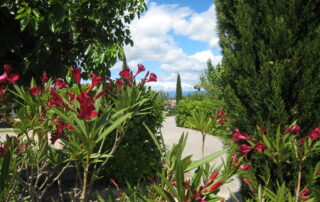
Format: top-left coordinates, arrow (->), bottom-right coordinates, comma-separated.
111,0 -> 222,91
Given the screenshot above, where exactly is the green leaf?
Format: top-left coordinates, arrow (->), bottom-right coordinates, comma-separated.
186,149 -> 226,172
96,112 -> 132,143
152,185 -> 175,202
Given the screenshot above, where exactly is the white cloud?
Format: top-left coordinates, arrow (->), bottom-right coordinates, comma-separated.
120,1 -> 221,91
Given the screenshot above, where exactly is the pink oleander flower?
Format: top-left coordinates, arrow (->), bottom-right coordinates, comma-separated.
237,144 -> 253,156
286,125 -> 300,134
29,86 -> 41,96
86,73 -> 102,94
299,188 -> 310,201
54,78 -> 67,89
201,181 -> 223,194
116,79 -> 123,89
239,164 -> 250,171
218,117 -> 228,125
309,126 -> 320,141
0,64 -> 19,84
49,91 -> 65,108
216,109 -> 225,119
41,72 -> 48,84
65,124 -> 73,130
66,92 -> 75,102
134,64 -> 145,78
95,90 -> 105,100
71,67 -> 81,84
254,142 -> 266,152
78,102 -> 98,119
232,154 -> 240,166
146,73 -> 157,82
232,129 -> 251,142
204,170 -> 219,187
119,68 -> 133,80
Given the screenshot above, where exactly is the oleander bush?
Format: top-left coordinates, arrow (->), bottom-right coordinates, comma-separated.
0,64 -> 162,201
102,89 -> 165,185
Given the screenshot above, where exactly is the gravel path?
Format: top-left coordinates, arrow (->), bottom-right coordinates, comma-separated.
160,116 -> 242,202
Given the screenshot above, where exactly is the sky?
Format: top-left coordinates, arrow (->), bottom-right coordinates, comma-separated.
110,0 -> 221,92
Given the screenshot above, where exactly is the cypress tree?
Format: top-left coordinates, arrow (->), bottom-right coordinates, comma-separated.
215,0 -> 320,133
176,73 -> 183,103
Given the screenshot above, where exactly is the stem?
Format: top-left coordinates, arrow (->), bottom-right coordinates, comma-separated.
80,157 -> 90,201
202,133 -> 206,158
39,162 -> 70,199
295,164 -> 302,202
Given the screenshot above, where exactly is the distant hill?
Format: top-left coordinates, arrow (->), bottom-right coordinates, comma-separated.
166,91 -> 206,99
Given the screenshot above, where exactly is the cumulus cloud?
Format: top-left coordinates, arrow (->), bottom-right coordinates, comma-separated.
120,1 -> 221,91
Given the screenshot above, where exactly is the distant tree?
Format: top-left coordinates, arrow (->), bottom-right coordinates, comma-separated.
0,0 -> 146,83
121,53 -> 129,70
176,73 -> 183,103
216,0 -> 320,133
200,59 -> 223,99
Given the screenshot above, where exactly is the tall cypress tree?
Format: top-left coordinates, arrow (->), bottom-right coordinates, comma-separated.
176,73 -> 183,103
215,0 -> 320,133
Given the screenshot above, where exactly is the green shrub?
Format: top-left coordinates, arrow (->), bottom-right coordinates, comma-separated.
102,89 -> 165,185
176,99 -> 221,128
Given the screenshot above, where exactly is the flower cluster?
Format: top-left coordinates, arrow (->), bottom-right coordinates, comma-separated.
0,64 -> 19,84
232,129 -> 266,156
0,64 -> 20,102
27,64 -> 157,144
181,170 -> 223,201
216,109 -> 228,125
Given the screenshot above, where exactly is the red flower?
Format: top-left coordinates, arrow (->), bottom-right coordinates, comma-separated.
54,78 -> 67,89
119,68 -> 133,80
116,79 -> 123,89
86,73 -> 102,94
0,64 -> 19,84
65,124 -> 73,130
78,102 -> 98,119
218,117 -> 228,125
309,126 -> 320,141
204,170 -> 219,187
134,64 -> 145,78
49,91 -> 65,107
29,86 -> 41,96
76,92 -> 93,104
95,90 -> 105,100
231,154 -> 240,166
237,144 -> 252,156
110,179 -> 119,190
201,181 -> 223,193
147,177 -> 156,183
232,129 -> 251,142
239,164 -> 250,171
242,177 -> 253,188
6,74 -> 19,84
286,125 -> 300,134
71,67 -> 81,84
55,121 -> 65,134
254,142 -> 266,152
217,109 -> 225,119
4,64 -> 11,73
41,72 -> 48,84
66,92 -> 75,102
146,73 -> 157,82
299,188 -> 310,201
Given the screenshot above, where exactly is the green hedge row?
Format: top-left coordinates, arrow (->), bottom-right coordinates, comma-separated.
176,99 -> 221,128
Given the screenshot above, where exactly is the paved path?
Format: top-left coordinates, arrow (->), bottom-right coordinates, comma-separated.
160,116 -> 242,202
